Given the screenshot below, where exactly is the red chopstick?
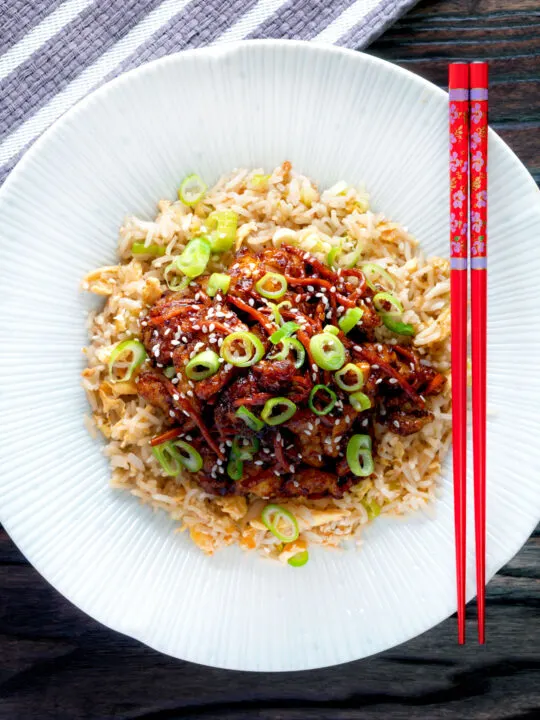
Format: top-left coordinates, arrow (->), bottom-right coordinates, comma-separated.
449,62 -> 469,645
470,61 -> 488,644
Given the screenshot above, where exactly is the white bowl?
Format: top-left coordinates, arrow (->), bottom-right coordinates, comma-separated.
1,40 -> 539,672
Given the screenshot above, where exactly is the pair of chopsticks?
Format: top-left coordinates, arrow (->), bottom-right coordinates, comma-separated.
449,61 -> 488,644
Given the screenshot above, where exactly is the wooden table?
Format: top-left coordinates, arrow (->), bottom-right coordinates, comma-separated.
1,1 -> 539,717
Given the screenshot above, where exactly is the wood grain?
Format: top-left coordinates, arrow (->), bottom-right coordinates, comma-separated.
1,1 -> 539,718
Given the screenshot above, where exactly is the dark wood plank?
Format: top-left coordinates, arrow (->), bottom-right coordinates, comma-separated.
1,1 -> 540,718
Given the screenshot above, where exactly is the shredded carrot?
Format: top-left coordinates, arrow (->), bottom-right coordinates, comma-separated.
226,295 -> 275,335
232,393 -> 273,407
150,427 -> 183,446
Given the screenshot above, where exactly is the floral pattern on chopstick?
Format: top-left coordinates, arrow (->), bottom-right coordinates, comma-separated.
470,98 -> 488,258
449,98 -> 469,258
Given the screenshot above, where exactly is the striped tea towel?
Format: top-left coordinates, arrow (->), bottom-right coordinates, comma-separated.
0,0 -> 418,185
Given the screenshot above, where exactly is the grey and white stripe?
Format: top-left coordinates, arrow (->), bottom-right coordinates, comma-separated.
0,0 -> 418,186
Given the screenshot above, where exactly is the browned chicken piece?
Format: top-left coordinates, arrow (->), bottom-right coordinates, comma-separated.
136,371 -> 197,430
281,468 -> 353,499
381,398 -> 434,436
251,359 -> 297,393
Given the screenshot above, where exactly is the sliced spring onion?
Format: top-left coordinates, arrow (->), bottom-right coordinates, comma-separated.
334,363 -> 365,392
235,406 -> 265,432
341,246 -> 362,269
108,339 -> 147,383
362,498 -> 381,521
261,397 -> 297,425
152,439 -> 202,475
268,302 -> 283,326
270,321 -> 300,345
373,291 -> 404,314
185,350 -> 220,381
163,365 -> 176,379
346,434 -> 374,477
131,242 -> 166,257
349,391 -> 372,412
227,453 -> 243,481
164,263 -> 191,291
152,442 -> 182,476
277,300 -> 292,311
173,440 -> 203,472
361,263 -> 395,291
255,272 -> 288,300
174,236 -> 212,279
338,307 -> 364,335
178,174 -> 207,206
208,210 -> 238,252
309,333 -> 346,371
220,331 -> 265,367
323,324 -> 339,336
288,550 -> 309,567
308,384 -> 337,416
207,272 -> 231,297
327,245 -> 340,268
382,314 -> 415,336
232,435 -> 260,460
261,504 -> 299,543
268,337 -> 306,369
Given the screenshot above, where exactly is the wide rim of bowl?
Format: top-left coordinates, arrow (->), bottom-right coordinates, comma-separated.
1,39 -> 539,671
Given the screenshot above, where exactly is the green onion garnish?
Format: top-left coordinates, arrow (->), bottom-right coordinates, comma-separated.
131,242 -> 166,257
178,174 -> 207,206
309,332 -> 346,371
323,324 -> 339,336
308,384 -> 337,416
232,435 -> 260,460
163,365 -> 176,379
362,498 -> 381,520
261,504 -> 299,543
288,550 -> 309,567
327,246 -> 340,268
346,434 -> 374,477
338,307 -> 364,335
174,440 -> 204,472
235,406 -> 265,432
255,272 -> 288,299
373,291 -> 404,314
208,210 -> 238,253
108,339 -> 147,383
164,264 -> 191,291
152,440 -> 203,475
334,363 -> 365,392
174,236 -> 212,279
268,302 -> 283,326
270,321 -> 300,345
261,397 -> 297,425
207,272 -> 231,297
382,315 -> 415,336
268,337 -> 306,369
227,453 -> 244,481
361,263 -> 395,291
185,349 -> 220,381
220,331 -> 265,367
349,391 -> 372,412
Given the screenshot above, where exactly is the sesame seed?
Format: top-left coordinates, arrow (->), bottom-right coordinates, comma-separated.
393,420 -> 400,427
307,285 -> 315,292
255,460 -> 264,466
376,378 -> 383,385
389,378 -> 398,384
311,363 -> 318,372
372,364 -> 379,370
335,436 -> 342,442
172,378 -> 179,384
362,418 -> 369,426
248,298 -> 255,306
410,362 -> 415,371
173,394 -> 180,401
181,336 -> 188,343
185,435 -> 193,441
169,410 -> 176,417
209,323 -> 215,332
334,418 -> 341,425
141,321 -> 148,327
187,390 -> 194,397
377,344 -> 383,352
